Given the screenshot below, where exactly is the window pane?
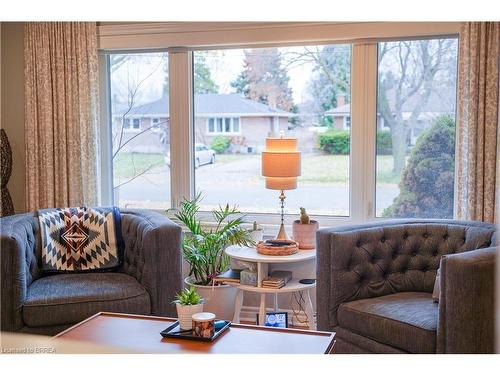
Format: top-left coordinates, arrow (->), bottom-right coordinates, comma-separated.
225,118 -> 231,132
109,52 -> 171,209
375,38 -> 458,218
233,118 -> 240,132
193,46 -> 351,215
208,118 -> 215,132
217,118 -> 223,132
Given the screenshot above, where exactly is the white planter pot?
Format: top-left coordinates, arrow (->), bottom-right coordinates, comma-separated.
184,277 -> 237,321
175,303 -> 204,330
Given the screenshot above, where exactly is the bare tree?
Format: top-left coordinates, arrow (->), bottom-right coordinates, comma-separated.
111,55 -> 168,193
283,41 -> 456,175
378,39 -> 456,174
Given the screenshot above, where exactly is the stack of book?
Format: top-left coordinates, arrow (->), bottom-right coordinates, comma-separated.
262,270 -> 292,289
213,269 -> 241,284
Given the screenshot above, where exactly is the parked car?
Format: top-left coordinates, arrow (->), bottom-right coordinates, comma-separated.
164,143 -> 216,168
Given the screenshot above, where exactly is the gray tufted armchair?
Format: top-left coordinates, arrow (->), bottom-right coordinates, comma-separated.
1,209 -> 182,336
317,219 -> 497,354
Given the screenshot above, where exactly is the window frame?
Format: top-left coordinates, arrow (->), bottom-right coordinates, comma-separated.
343,115 -> 351,130
206,116 -> 242,135
121,116 -> 141,133
98,23 -> 460,231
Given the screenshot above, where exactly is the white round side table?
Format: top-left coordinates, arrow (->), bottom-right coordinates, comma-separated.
224,245 -> 316,330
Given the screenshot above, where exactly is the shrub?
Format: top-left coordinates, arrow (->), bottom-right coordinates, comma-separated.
211,136 -> 230,154
318,130 -> 350,154
318,130 -> 392,155
376,130 -> 392,155
382,115 -> 455,218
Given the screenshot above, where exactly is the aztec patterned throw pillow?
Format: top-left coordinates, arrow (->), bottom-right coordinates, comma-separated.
37,206 -> 124,273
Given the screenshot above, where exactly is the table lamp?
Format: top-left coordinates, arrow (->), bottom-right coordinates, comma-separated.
262,135 -> 301,240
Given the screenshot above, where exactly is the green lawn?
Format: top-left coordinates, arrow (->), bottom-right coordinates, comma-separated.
113,153 -> 166,179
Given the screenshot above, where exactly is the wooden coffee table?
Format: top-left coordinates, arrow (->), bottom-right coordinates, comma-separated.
55,312 -> 335,354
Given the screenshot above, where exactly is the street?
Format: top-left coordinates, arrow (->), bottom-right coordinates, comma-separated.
115,156 -> 399,216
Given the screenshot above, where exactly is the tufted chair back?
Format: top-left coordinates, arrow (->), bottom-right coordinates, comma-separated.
316,219 -> 497,329
1,211 -> 164,289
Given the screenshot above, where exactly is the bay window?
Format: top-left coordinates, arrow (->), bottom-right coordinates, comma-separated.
99,23 -> 460,228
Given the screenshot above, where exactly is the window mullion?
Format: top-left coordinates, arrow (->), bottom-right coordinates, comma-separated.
169,51 -> 194,208
98,54 -> 113,206
363,44 -> 378,221
350,43 -> 377,222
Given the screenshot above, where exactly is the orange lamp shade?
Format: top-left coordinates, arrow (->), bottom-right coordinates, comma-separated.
261,137 -> 301,191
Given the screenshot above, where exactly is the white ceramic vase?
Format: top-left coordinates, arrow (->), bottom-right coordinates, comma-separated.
185,277 -> 238,321
176,303 -> 204,330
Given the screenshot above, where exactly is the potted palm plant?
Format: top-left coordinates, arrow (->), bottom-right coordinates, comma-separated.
173,286 -> 204,330
173,193 -> 254,320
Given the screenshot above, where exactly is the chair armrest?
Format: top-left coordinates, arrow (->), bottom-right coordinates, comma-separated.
437,247 -> 497,353
119,209 -> 183,318
0,214 -> 39,332
316,227 -> 368,331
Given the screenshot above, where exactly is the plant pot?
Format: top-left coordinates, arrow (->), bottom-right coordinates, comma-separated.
175,302 -> 204,330
292,220 -> 319,250
185,277 -> 237,321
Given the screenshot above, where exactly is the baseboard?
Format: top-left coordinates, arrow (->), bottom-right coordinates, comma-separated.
239,305 -> 315,328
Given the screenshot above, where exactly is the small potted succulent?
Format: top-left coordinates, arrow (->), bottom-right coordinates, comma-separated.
292,207 -> 319,250
173,286 -> 204,330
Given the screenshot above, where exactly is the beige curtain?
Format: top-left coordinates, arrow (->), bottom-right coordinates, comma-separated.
24,22 -> 100,211
455,22 -> 500,223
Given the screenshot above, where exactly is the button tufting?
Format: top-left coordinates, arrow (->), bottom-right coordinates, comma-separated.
356,241 -> 362,247
443,234 -> 449,240
423,233 -> 429,238
380,237 -> 386,243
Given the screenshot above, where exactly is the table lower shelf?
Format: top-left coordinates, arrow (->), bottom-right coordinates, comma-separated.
226,279 -> 316,293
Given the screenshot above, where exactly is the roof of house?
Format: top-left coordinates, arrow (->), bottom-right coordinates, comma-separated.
324,89 -> 456,116
114,93 -> 293,118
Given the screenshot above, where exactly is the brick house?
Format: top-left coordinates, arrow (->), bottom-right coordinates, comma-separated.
112,93 -> 292,154
324,93 -> 455,146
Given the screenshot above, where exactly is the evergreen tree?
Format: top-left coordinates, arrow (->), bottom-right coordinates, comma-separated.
194,54 -> 219,94
305,45 -> 351,126
382,115 -> 455,218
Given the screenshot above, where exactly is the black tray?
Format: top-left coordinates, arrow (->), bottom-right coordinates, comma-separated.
160,320 -> 231,342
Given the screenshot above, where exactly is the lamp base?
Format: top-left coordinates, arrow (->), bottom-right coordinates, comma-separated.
276,223 -> 288,240
275,190 -> 288,240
